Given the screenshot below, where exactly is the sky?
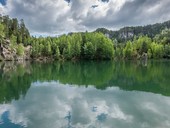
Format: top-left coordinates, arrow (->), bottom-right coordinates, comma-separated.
0,0 -> 170,36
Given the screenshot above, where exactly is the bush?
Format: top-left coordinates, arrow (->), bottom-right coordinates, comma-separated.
17,44 -> 24,56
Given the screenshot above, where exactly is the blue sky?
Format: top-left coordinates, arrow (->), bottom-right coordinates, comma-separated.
0,0 -> 6,5
1,0 -> 170,36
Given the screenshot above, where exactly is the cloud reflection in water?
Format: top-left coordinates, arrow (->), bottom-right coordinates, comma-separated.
0,81 -> 170,128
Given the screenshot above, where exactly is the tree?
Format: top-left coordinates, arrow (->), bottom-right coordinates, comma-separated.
39,43 -> 44,55
84,41 -> 95,59
154,29 -> 170,45
0,23 -> 4,38
90,32 -> 114,59
164,44 -> 170,58
135,36 -> 152,55
147,49 -> 152,59
115,47 -> 123,59
10,18 -> 19,36
123,41 -> 134,59
2,15 -> 10,38
31,40 -> 40,57
10,34 -> 17,49
58,35 -> 68,55
47,41 -> 52,56
63,41 -> 71,59
55,46 -> 60,59
70,41 -> 81,58
151,42 -> 164,58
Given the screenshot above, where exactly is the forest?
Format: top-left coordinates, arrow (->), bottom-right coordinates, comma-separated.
0,15 -> 170,60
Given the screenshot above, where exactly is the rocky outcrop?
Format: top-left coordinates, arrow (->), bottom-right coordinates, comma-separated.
141,52 -> 148,60
0,39 -> 31,61
24,45 -> 32,60
0,39 -> 15,60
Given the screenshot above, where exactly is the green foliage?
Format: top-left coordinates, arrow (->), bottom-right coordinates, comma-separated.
84,42 -> 95,59
31,41 -> 39,57
154,28 -> 170,44
147,49 -> 152,59
55,46 -> 60,59
115,47 -> 123,59
0,15 -> 30,44
123,41 -> 135,59
99,35 -> 114,59
135,36 -> 152,55
0,23 -> 4,38
17,43 -> 25,56
10,34 -> 17,49
83,32 -> 114,59
27,30 -> 170,60
70,41 -> 81,58
150,42 -> 164,58
164,44 -> 170,57
46,41 -> 52,56
63,42 -> 71,59
96,20 -> 170,42
29,32 -> 114,60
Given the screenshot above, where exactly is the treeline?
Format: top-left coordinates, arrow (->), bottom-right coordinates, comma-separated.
0,15 -> 170,60
0,15 -> 30,44
30,29 -> 170,60
31,32 -> 114,60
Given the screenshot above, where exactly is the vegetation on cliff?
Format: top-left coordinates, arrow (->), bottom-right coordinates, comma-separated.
96,20 -> 170,42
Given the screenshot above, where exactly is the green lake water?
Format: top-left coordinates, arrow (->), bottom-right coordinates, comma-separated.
0,60 -> 170,128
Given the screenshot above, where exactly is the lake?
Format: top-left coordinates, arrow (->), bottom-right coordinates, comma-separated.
0,60 -> 170,128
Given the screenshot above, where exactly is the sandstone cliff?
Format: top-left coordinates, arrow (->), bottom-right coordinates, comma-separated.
0,38 -> 31,61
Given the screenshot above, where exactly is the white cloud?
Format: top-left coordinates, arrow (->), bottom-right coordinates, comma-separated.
1,0 -> 170,36
0,3 -> 6,15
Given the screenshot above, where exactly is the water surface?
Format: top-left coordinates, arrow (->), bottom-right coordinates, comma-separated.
0,60 -> 170,128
